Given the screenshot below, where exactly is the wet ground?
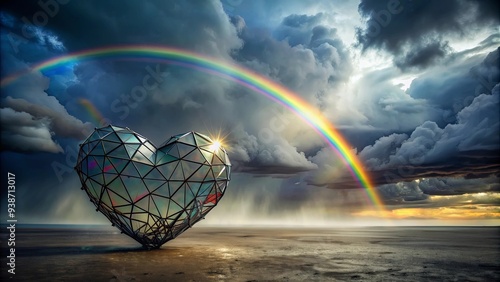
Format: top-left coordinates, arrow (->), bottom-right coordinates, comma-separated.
1,226 -> 499,281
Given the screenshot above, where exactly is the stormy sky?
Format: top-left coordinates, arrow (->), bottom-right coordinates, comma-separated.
0,0 -> 498,225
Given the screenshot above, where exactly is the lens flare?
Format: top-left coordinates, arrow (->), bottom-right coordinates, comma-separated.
209,141 -> 222,151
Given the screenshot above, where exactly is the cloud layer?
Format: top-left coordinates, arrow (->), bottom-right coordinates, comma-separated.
0,0 -> 498,223
357,0 -> 500,69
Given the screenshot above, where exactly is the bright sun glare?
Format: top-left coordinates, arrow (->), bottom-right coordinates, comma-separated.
209,140 -> 222,151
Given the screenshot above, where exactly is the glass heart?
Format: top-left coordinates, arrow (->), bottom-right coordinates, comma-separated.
75,125 -> 231,249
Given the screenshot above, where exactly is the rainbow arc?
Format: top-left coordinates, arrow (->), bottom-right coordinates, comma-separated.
1,45 -> 385,211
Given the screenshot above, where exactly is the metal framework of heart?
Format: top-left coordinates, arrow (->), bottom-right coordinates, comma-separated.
75,125 -> 231,249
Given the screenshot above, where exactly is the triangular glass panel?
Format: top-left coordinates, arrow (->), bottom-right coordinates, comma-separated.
124,177 -> 148,202
108,190 -> 131,207
117,132 -> 134,143
93,155 -> 105,169
144,142 -> 157,155
187,182 -> 202,196
144,169 -> 164,180
212,165 -> 226,179
108,178 -> 130,201
157,161 -> 178,179
144,178 -> 166,193
184,149 -> 206,164
89,178 -> 103,193
132,150 -> 154,165
104,132 -> 121,143
211,154 -> 225,165
199,148 -> 213,164
134,162 -> 153,178
150,182 -> 169,197
184,184 -> 196,207
169,144 -> 181,159
87,158 -> 102,177
111,125 -> 124,132
134,196 -> 149,212
121,162 -> 141,178
90,143 -> 105,156
87,131 -> 101,142
159,137 -> 176,147
156,153 -> 178,165
198,182 -> 214,198
125,134 -> 141,144
178,132 -> 195,146
125,144 -> 140,158
194,132 -> 211,146
100,190 -> 113,209
168,181 -> 183,197
108,157 -> 128,173
114,205 -> 132,214
167,202 -> 183,218
108,146 -> 130,159
86,140 -> 100,152
217,181 -> 228,193
216,149 -> 227,164
158,143 -> 174,153
131,218 -> 147,231
81,143 -> 90,155
151,195 -> 170,218
137,136 -> 148,144
97,127 -> 112,137
181,161 -> 202,180
90,173 -> 104,185
176,143 -> 195,158
169,163 -> 185,181
189,165 -> 210,182
171,185 -> 186,207
85,179 -> 101,198
102,141 -> 121,154
102,158 -> 117,174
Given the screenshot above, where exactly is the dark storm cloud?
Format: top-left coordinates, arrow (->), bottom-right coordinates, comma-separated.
377,176 -> 499,206
0,107 -> 63,153
408,47 -> 499,126
219,124 -> 317,175
356,0 -> 500,69
1,0 -> 242,57
4,97 -> 92,139
273,13 -> 324,46
417,177 -> 500,196
378,180 -> 429,204
235,12 -> 352,97
307,50 -> 500,191
0,67 -> 92,153
360,83 -> 500,186
0,10 -> 94,153
394,41 -> 451,70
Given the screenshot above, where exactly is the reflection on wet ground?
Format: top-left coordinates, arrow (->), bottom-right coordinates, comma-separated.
1,226 -> 498,281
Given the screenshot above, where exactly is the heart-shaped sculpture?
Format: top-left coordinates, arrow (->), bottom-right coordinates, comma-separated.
75,125 -> 231,249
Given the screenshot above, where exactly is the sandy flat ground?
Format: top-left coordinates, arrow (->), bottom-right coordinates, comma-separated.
1,226 -> 498,281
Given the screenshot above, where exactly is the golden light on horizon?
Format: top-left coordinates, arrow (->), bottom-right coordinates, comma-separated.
354,206 -> 500,221
353,192 -> 500,222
